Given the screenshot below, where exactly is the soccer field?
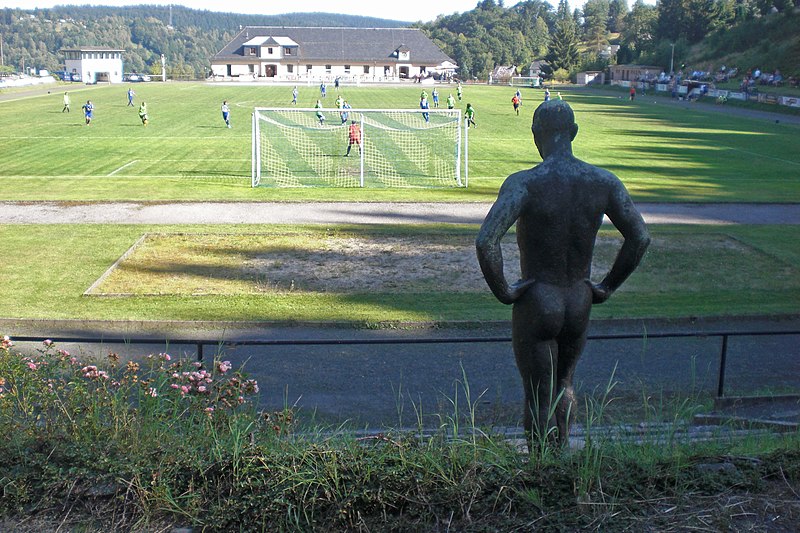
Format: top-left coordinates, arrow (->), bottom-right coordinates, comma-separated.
0,82 -> 798,202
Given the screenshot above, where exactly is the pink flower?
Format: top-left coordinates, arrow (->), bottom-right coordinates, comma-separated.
244,380 -> 259,394
159,353 -> 171,362
197,385 -> 207,393
27,362 -> 38,371
82,365 -> 109,380
57,349 -> 70,357
147,387 -> 158,398
171,383 -> 180,389
43,339 -> 53,347
217,360 -> 232,374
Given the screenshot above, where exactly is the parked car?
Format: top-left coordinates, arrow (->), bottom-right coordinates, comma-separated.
140,74 -> 151,82
126,73 -> 140,82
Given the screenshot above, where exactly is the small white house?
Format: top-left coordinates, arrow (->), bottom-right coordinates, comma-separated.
576,71 -> 604,85
61,46 -> 125,84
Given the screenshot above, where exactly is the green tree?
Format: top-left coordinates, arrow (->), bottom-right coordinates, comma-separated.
607,0 -> 628,32
619,0 -> 657,61
583,0 -> 610,52
547,0 -> 580,72
531,16 -> 551,57
656,0 -> 684,42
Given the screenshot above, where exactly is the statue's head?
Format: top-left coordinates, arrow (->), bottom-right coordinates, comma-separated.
532,100 -> 578,157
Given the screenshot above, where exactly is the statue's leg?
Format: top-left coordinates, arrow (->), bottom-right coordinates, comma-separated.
553,331 -> 587,444
512,284 -> 565,448
553,281 -> 594,445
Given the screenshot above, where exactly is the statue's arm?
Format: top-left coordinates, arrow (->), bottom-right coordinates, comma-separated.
476,179 -> 533,305
592,179 -> 650,304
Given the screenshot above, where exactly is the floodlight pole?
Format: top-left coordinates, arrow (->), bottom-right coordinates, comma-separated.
669,43 -> 675,75
161,54 -> 166,82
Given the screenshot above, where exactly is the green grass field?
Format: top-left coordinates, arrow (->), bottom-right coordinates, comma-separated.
1,82 -> 798,324
0,223 -> 797,322
1,81 -> 798,202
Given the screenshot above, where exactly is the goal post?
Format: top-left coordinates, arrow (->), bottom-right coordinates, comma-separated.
510,76 -> 542,88
252,107 -> 466,188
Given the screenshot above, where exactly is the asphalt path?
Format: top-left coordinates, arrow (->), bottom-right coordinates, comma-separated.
6,317 -> 799,429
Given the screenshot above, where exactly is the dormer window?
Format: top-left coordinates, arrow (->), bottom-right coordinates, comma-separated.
394,46 -> 411,61
284,47 -> 292,55
267,47 -> 273,54
248,47 -> 257,56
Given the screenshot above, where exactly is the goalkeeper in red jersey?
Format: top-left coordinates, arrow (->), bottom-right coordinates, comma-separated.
345,120 -> 361,156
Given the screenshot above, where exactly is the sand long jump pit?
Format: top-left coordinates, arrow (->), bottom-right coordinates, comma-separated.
83,230 -> 797,297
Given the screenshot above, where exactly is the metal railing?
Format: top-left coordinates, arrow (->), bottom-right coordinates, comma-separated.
8,329 -> 799,399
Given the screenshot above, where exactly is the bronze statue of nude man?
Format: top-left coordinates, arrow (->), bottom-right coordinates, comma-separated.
476,100 -> 650,447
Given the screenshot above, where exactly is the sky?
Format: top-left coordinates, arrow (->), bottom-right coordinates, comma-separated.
0,0 -> 503,23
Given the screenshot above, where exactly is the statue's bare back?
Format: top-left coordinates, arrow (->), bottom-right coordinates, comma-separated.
476,100 -> 650,448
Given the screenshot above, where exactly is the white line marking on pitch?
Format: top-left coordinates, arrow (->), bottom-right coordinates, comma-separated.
107,160 -> 139,176
724,148 -> 800,167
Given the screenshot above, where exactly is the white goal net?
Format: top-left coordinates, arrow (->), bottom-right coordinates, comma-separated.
251,107 -> 466,188
510,76 -> 542,88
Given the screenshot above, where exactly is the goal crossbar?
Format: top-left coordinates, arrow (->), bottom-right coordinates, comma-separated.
252,107 -> 467,188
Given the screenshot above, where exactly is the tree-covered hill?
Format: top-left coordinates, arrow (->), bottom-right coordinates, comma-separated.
422,0 -> 799,81
0,5 -> 408,79
1,1 -> 797,83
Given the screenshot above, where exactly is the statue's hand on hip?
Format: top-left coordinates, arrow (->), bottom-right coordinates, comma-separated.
590,282 -> 612,304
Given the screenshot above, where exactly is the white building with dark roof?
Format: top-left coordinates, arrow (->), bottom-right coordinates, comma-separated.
61,46 -> 125,83
211,26 -> 457,82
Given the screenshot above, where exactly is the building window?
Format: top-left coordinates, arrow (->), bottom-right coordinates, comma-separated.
363,65 -> 370,74
325,65 -> 332,73
284,47 -> 292,55
344,65 -> 351,73
287,64 -> 294,73
248,47 -> 257,56
306,64 -> 312,72
267,47 -> 273,54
